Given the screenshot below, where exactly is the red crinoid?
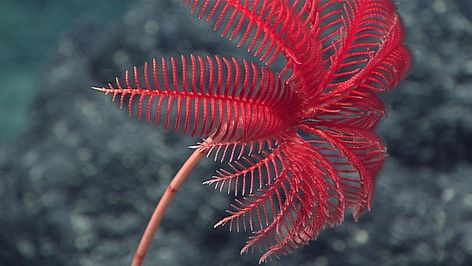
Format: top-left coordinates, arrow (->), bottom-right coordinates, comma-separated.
93,0 -> 412,264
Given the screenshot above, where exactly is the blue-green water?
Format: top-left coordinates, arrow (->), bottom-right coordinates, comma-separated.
0,0 -> 134,145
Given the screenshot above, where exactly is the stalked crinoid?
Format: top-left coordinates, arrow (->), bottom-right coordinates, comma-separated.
93,0 -> 412,265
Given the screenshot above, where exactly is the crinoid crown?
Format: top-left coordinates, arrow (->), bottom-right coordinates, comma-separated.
94,0 -> 412,262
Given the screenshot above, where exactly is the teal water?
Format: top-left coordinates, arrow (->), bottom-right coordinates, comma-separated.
0,0 -> 134,145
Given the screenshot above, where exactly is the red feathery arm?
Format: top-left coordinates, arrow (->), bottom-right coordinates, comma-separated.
183,0 -> 320,72
312,0 -> 412,103
211,134 -> 348,263
308,91 -> 386,130
299,123 -> 386,216
93,55 -> 300,145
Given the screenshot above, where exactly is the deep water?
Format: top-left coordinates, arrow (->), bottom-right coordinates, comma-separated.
0,0 -> 471,265
0,0 -> 134,145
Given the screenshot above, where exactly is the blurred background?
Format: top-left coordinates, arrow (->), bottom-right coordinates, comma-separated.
0,0 -> 471,265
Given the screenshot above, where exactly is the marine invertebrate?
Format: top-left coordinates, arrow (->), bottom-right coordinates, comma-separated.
93,0 -> 411,264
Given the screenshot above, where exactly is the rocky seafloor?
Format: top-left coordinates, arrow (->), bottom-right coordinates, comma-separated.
0,0 -> 471,265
